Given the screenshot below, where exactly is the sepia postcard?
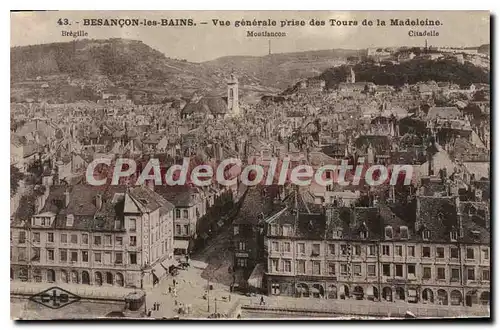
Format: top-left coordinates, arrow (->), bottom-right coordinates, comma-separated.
10,10 -> 491,320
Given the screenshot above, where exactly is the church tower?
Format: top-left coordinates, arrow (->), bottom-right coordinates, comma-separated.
227,74 -> 240,116
346,67 -> 356,84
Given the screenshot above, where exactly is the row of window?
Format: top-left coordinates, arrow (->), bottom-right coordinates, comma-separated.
175,209 -> 191,219
15,232 -> 138,247
14,268 -> 125,286
268,241 -> 490,261
268,224 -> 460,242
14,247 -> 138,265
174,224 -> 191,236
268,259 -> 490,281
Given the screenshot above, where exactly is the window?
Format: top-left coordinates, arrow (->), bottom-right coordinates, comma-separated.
467,248 -> 475,260
328,263 -> 336,275
385,226 -> 393,239
407,264 -> 416,277
95,252 -> 102,263
94,235 -> 101,246
451,247 -> 459,259
341,264 -> 348,275
353,264 -> 362,276
400,226 -> 409,239
312,244 -> 320,256
271,259 -> 279,272
283,260 -> 292,272
283,242 -> 291,253
395,264 -> 403,277
237,258 -> 247,267
60,249 -> 67,262
367,264 -> 376,277
353,245 -> 361,256
233,225 -> 239,235
341,244 -> 348,255
60,234 -> 67,243
423,267 -> 431,279
130,236 -> 137,246
47,249 -> 54,261
239,241 -> 247,251
450,231 -> 458,241
82,234 -> 88,244
176,225 -> 182,235
129,219 -> 136,232
368,245 -> 376,256
47,233 -> 54,243
423,229 -> 430,240
183,225 -> 189,235
467,268 -> 475,280
70,251 -> 78,262
31,248 -> 40,261
115,252 -> 123,264
436,247 -> 445,258
482,268 -> 490,281
451,268 -> 460,281
481,248 -> 489,260
328,244 -> 335,255
297,243 -> 305,254
437,267 -> 446,280
312,261 -> 321,275
360,230 -> 368,239
382,245 -> 390,256
33,232 -> 40,243
175,209 -> 181,219
382,264 -> 391,276
297,260 -> 306,274
183,210 -> 188,218
116,237 -> 123,246
105,235 -> 112,246
130,253 -> 137,265
104,252 -> 111,264
395,245 -> 403,256
69,234 -> 77,244
271,242 -> 279,252
283,225 -> 291,236
82,251 -> 89,262
408,246 -> 415,257
422,246 -> 431,258
18,231 -> 26,244
270,224 -> 277,236
17,247 -> 26,261
271,283 -> 280,295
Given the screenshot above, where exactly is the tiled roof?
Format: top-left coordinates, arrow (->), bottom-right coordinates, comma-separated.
427,107 -> 461,121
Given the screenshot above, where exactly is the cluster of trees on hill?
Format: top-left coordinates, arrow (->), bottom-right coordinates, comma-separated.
319,59 -> 489,89
11,39 -> 170,80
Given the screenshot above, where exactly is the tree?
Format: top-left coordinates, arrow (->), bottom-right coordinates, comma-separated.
11,165 -> 24,197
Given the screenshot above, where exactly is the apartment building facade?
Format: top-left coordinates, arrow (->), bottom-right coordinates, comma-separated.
263,199 -> 490,307
10,184 -> 175,290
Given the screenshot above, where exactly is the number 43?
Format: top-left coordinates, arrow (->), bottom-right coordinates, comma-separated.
57,18 -> 70,25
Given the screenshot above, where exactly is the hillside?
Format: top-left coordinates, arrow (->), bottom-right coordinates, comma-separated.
11,39 -> 363,103
11,39 -> 225,102
478,44 -> 490,56
317,58 -> 490,90
203,49 -> 364,89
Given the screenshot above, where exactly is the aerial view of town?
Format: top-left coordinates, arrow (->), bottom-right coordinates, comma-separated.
10,11 -> 490,320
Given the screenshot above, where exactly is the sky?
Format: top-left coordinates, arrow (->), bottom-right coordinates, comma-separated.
11,11 -> 490,62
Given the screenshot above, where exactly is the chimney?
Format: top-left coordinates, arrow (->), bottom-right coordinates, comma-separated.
95,194 -> 102,210
64,189 -> 70,207
428,151 -> 434,176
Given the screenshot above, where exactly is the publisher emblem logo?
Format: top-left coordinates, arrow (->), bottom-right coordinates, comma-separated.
29,286 -> 81,309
